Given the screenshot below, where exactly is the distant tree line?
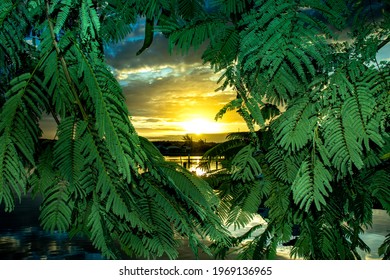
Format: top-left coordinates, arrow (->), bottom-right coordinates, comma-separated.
152,139 -> 218,156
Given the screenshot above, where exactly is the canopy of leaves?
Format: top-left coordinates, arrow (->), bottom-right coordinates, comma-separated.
0,0 -> 231,259
161,0 -> 390,260
1,0 -> 389,260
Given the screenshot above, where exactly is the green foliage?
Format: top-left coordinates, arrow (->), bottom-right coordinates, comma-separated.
210,0 -> 254,15
0,0 -> 35,73
0,72 -> 48,211
161,14 -> 227,55
272,97 -> 317,152
1,0 -> 389,261
379,233 -> 390,260
202,138 -> 246,168
203,131 -> 272,232
99,1 -> 137,43
231,144 -> 262,182
164,0 -> 390,259
203,26 -> 240,71
291,159 -> 332,211
0,0 -> 231,260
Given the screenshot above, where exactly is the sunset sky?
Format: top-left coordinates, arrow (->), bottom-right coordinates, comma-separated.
104,20 -> 390,143
40,19 -> 390,143
104,20 -> 248,142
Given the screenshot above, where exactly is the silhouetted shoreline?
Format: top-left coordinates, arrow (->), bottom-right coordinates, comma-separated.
152,140 -> 218,156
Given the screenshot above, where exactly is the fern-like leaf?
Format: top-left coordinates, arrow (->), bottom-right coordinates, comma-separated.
138,194 -> 180,259
239,0 -> 329,91
379,233 -> 390,260
159,14 -> 227,55
87,196 -> 117,259
215,98 -> 242,121
231,144 -> 262,182
0,0 -> 13,26
272,97 -> 317,152
0,73 -> 48,211
72,43 -> 147,183
322,110 -> 365,177
266,144 -> 302,183
203,26 -> 240,71
202,138 -> 246,169
53,0 -> 73,34
99,0 -> 137,43
291,159 -> 333,212
40,181 -> 73,232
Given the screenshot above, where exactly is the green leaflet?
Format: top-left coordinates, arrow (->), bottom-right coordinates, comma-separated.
301,0 -> 349,29
369,169 -> 390,212
177,0 -> 205,19
53,116 -> 83,187
28,140 -> 57,195
202,138 -> 246,169
173,0 -> 389,260
348,70 -> 385,149
159,14 -> 227,55
323,111 -> 365,177
239,0 -> 329,88
0,1 -> 13,26
245,96 -> 266,128
100,1 -> 136,44
203,26 -> 240,71
0,73 -> 48,211
136,161 -> 231,259
134,192 -> 180,259
203,137 -> 268,229
76,0 -> 102,47
0,136 -> 25,212
272,97 -> 317,152
87,195 -> 117,259
71,42 -> 146,183
379,233 -> 390,260
266,143 -> 302,183
40,181 -> 73,232
40,48 -> 74,118
215,98 -> 242,121
160,163 -> 215,216
292,159 -> 333,212
231,144 -> 262,182
53,0 -> 73,34
0,1 -> 32,70
265,182 -> 292,241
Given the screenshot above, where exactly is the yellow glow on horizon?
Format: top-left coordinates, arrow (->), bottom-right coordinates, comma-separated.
181,118 -> 222,135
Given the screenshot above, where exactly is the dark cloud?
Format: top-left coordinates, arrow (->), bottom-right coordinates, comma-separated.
106,33 -> 203,70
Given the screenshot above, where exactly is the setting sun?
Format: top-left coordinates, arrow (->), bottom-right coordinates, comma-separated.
181,118 -> 222,135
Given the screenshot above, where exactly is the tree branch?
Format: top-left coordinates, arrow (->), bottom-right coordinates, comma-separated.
45,0 -> 89,122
